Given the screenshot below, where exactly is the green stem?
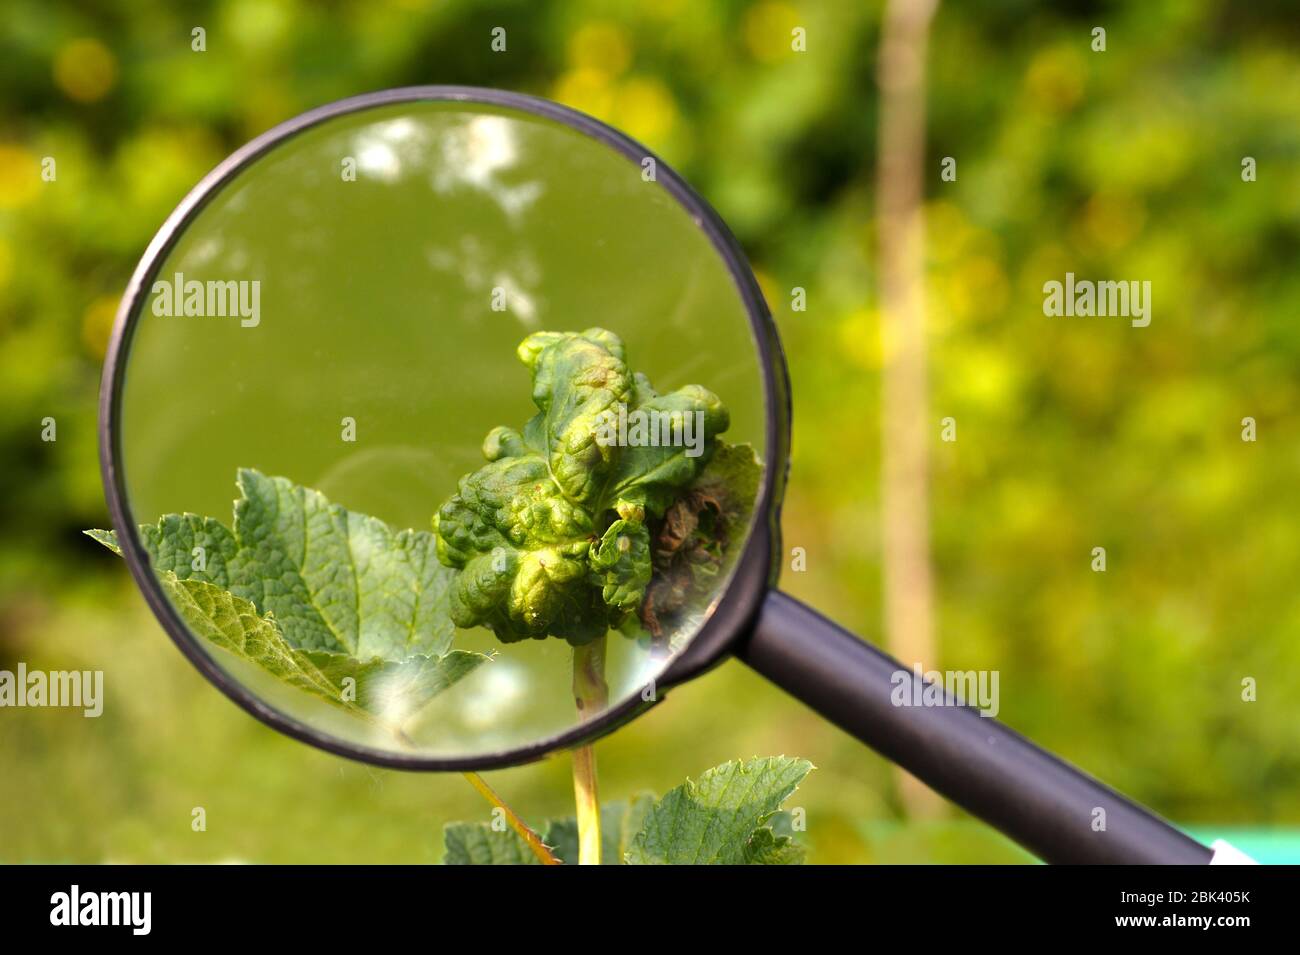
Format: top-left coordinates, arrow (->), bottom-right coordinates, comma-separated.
367,666 -> 554,864
462,772 -> 561,865
571,635 -> 609,865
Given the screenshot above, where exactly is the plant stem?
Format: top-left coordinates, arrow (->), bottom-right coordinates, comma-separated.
461,772 -> 561,865
371,700 -> 560,863
571,635 -> 609,865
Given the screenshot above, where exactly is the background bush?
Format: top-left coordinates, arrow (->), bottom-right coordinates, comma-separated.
2,0 -> 1297,862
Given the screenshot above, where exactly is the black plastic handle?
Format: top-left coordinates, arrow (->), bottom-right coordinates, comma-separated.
736,590 -> 1213,864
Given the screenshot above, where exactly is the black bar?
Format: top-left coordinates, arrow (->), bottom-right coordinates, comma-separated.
736,590 -> 1214,865
0,864 -> 1280,939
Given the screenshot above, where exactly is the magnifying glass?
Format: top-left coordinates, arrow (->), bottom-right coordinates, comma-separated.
98,86 -> 1220,865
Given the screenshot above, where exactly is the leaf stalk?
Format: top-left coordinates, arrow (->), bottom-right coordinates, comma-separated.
461,772 -> 561,865
571,635 -> 609,865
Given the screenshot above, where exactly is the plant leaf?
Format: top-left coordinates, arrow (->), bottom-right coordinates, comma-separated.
690,440 -> 763,552
229,469 -> 455,658
88,470 -> 459,661
519,327 -> 634,509
442,823 -> 544,865
743,813 -> 807,865
431,328 -> 736,647
543,793 -> 656,865
440,759 -> 811,866
433,450 -> 604,645
157,571 -> 353,710
589,519 -> 652,612
84,528 -> 121,554
626,757 -> 813,865
303,648 -> 487,723
639,441 -> 764,646
605,383 -> 730,516
153,571 -> 490,725
84,471 -> 490,724
146,515 -> 240,585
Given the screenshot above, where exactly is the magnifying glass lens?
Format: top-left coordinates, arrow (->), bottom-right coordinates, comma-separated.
114,96 -> 768,760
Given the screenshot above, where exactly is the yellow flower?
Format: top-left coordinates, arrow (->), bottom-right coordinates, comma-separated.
613,78 -> 677,146
552,68 -> 615,121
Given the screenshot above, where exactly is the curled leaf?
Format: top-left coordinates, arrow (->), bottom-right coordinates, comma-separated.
432,327 -> 734,646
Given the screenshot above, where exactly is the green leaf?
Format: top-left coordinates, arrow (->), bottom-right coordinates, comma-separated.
157,572 -> 351,710
229,469 -> 455,658
432,327 -> 737,647
441,760 -> 810,865
145,514 -> 239,586
520,329 -> 729,519
155,571 -> 489,725
84,528 -> 120,554
626,757 -> 813,865
743,813 -> 807,865
640,441 -> 763,645
589,519 -> 652,612
691,441 -> 763,549
543,793 -> 656,865
84,473 -> 489,724
442,822 -> 544,865
303,647 -> 487,722
433,449 -> 604,645
604,382 -> 730,516
89,471 -> 459,660
519,327 -> 634,509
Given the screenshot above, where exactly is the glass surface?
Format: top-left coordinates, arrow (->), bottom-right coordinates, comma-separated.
117,98 -> 766,758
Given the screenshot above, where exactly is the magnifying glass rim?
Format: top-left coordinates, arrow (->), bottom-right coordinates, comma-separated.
99,85 -> 790,772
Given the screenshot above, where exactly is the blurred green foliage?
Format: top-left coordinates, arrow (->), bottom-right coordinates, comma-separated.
2,0 -> 1297,862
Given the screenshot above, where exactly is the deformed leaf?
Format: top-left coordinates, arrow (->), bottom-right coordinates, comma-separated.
640,441 -> 763,644
433,451 -> 604,645
520,327 -> 633,509
688,440 -> 763,558
626,756 -> 813,865
605,383 -> 730,516
589,520 -> 652,613
433,327 -> 735,648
